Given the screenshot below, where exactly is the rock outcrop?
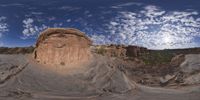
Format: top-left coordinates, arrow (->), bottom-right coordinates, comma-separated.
94,45 -> 127,57
170,54 -> 185,67
34,28 -> 92,67
93,45 -> 148,58
126,46 -> 148,57
180,54 -> 200,74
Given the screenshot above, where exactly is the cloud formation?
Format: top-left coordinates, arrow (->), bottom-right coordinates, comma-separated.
90,5 -> 200,49
0,3 -> 24,7
18,3 -> 200,49
58,6 -> 80,11
111,2 -> 143,9
22,18 -> 48,39
21,17 -> 66,39
0,16 -> 8,38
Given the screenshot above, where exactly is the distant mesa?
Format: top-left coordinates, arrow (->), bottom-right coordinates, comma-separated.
34,28 -> 92,67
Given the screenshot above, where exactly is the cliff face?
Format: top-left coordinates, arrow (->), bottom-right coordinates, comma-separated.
34,28 -> 92,66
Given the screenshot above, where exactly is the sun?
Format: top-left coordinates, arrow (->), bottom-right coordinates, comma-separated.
163,33 -> 174,43
163,36 -> 172,43
161,33 -> 174,49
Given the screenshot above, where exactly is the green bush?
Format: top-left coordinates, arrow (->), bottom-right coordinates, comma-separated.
139,50 -> 174,65
96,47 -> 106,55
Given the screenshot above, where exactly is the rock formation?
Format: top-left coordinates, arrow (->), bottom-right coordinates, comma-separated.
93,45 -> 149,58
34,28 -> 92,67
126,46 -> 148,57
170,54 -> 185,67
94,44 -> 127,57
180,54 -> 200,74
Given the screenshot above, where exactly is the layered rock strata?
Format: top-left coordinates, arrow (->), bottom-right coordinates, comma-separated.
34,28 -> 92,67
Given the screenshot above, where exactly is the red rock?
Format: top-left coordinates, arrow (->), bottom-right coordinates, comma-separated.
34,28 -> 92,67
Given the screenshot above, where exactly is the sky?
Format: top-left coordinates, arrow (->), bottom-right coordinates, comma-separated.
0,0 -> 200,49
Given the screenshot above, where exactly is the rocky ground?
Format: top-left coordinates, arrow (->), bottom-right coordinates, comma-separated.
0,51 -> 199,100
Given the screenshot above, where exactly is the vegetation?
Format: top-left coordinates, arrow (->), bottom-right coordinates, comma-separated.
0,46 -> 35,54
139,50 -> 174,65
95,47 -> 106,55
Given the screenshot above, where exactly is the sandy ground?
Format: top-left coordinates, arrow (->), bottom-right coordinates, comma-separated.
0,54 -> 199,100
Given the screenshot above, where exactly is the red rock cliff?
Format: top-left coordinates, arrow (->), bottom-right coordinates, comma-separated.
34,28 -> 92,66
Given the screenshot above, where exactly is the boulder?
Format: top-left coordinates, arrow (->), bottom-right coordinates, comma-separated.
159,74 -> 176,85
34,28 -> 92,67
170,54 -> 185,66
180,54 -> 200,74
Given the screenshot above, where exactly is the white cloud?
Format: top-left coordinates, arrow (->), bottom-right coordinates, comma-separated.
0,3 -> 24,7
91,5 -> 200,49
110,21 -> 118,26
31,12 -> 44,15
141,5 -> 166,18
87,14 -> 92,17
90,34 -> 111,45
0,16 -> 8,38
111,2 -> 143,9
22,18 -> 48,39
53,23 -> 63,27
66,19 -> 71,22
57,6 -> 80,11
21,17 -> 67,39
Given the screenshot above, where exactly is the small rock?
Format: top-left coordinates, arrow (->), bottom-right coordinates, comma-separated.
160,74 -> 176,85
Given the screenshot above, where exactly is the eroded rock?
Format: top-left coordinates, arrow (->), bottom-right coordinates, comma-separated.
34,28 -> 92,67
180,54 -> 200,74
170,54 -> 185,67
160,74 -> 176,85
184,73 -> 200,85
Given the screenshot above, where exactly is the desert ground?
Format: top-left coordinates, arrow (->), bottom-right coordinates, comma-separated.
0,54 -> 200,100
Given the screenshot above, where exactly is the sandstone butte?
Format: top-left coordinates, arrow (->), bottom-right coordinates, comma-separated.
33,28 -> 93,68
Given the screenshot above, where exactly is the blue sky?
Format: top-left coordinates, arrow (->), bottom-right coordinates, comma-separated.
0,0 -> 200,49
